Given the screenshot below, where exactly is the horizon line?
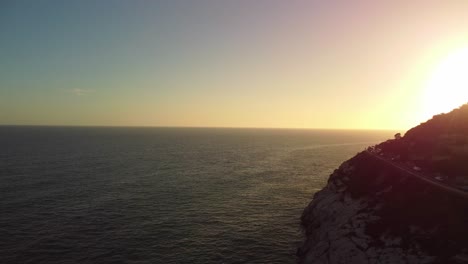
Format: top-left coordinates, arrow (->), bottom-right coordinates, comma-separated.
0,124 -> 403,132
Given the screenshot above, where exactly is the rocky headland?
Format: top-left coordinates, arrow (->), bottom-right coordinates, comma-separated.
298,105 -> 468,264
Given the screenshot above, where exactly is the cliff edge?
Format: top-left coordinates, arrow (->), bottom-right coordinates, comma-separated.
298,105 -> 468,264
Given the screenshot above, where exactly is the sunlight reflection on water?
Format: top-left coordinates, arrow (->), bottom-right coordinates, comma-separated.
0,127 -> 393,263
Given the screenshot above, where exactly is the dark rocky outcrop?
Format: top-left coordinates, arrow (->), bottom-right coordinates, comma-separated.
298,105 -> 468,264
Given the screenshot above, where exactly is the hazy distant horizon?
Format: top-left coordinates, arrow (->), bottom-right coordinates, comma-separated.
0,123 -> 402,132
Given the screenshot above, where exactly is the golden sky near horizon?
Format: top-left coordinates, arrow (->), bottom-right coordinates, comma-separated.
1,1 -> 468,130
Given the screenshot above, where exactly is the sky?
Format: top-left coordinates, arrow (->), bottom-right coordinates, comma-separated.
2,0 -> 468,130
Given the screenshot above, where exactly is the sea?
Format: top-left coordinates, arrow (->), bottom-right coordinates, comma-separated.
0,126 -> 394,264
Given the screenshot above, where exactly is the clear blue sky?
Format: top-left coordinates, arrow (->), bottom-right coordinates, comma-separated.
2,1 -> 468,129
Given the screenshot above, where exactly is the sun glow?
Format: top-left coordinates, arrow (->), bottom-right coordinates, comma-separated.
421,47 -> 468,119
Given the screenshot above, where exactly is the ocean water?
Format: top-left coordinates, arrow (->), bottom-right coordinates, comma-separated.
0,127 -> 393,264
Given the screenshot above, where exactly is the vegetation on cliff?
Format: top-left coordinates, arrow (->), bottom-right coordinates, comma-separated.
377,104 -> 468,186
299,104 -> 468,264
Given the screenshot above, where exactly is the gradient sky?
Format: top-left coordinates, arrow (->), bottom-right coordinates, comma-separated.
2,1 -> 468,129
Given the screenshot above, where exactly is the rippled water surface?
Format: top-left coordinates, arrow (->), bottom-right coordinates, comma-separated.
0,127 -> 393,263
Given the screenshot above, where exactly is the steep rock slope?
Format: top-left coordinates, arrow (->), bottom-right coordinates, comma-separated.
298,105 -> 468,264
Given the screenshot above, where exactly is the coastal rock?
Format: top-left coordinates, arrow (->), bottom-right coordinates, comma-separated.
299,106 -> 468,264
298,152 -> 467,264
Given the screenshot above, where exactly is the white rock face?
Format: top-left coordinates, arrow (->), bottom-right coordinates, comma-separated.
297,155 -> 466,264
299,187 -> 437,263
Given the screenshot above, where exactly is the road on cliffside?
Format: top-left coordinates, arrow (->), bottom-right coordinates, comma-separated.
365,151 -> 468,200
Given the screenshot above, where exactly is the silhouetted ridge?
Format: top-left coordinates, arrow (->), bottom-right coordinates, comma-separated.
298,104 -> 468,264
405,103 -> 468,141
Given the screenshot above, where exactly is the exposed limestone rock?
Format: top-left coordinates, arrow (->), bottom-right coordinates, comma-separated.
298,152 -> 468,264
299,106 -> 468,263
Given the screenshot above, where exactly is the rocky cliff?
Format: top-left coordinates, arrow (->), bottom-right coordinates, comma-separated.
298,105 -> 468,264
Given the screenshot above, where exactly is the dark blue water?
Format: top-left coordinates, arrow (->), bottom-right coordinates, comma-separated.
0,127 -> 393,263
